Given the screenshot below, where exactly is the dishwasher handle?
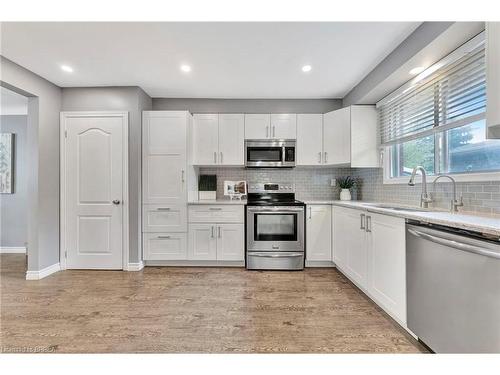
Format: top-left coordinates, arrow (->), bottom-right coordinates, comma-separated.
408,228 -> 500,260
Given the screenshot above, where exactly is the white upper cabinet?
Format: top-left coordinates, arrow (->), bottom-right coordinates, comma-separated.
487,22 -> 500,139
323,107 -> 351,165
142,111 -> 188,205
297,114 -> 324,165
323,105 -> 379,167
270,114 -> 297,139
350,106 -> 379,167
192,114 -> 219,165
218,114 -> 245,165
306,205 -> 332,261
244,114 -> 271,139
193,113 -> 244,166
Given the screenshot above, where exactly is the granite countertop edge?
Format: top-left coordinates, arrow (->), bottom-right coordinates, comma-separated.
304,200 -> 500,237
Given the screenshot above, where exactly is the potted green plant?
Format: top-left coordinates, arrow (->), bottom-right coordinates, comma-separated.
198,175 -> 217,201
337,176 -> 356,201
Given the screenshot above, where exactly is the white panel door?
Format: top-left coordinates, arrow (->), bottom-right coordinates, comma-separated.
367,213 -> 406,324
323,107 -> 351,165
306,205 -> 332,261
142,204 -> 187,232
297,114 -> 323,165
218,114 -> 244,165
143,232 -> 187,260
271,114 -> 297,139
65,113 -> 125,269
244,114 -> 271,139
188,224 -> 217,260
192,114 -> 219,165
143,111 -> 187,204
216,224 -> 244,261
350,105 -> 379,167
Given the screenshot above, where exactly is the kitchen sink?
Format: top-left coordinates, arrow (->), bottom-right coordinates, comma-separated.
362,203 -> 430,212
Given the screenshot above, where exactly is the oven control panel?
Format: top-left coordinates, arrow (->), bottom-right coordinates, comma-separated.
248,182 -> 295,194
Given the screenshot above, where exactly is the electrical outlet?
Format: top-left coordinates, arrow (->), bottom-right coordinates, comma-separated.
331,178 -> 336,187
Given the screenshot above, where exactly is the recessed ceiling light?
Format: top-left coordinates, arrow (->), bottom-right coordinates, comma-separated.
60,65 -> 73,73
409,66 -> 425,75
180,64 -> 192,73
302,65 -> 312,73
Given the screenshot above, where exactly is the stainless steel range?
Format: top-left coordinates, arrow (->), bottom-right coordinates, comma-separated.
245,182 -> 305,270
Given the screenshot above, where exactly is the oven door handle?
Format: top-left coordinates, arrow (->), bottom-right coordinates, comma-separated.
247,207 -> 304,213
248,252 -> 303,258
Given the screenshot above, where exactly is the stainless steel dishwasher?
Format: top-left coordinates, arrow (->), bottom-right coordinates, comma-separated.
406,221 -> 500,353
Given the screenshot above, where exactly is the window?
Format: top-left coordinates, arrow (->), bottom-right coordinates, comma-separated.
380,32 -> 500,181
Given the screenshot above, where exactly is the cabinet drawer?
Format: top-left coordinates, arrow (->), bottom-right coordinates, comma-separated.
188,205 -> 244,223
143,232 -> 187,260
142,204 -> 187,232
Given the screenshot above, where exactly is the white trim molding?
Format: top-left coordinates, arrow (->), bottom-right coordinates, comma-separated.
126,261 -> 144,271
0,247 -> 27,254
26,263 -> 60,280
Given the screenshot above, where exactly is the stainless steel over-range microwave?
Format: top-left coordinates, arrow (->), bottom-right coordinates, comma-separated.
244,139 -> 296,168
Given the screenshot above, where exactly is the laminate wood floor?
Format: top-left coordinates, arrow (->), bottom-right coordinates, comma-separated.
0,254 -> 426,353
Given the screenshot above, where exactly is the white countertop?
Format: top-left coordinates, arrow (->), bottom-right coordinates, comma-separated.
304,200 -> 500,237
188,199 -> 247,205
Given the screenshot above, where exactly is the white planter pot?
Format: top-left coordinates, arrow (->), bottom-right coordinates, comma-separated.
340,189 -> 352,201
199,191 -> 216,201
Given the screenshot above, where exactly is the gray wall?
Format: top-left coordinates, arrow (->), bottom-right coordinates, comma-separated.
61,87 -> 152,263
153,98 -> 342,113
0,115 -> 28,247
1,56 -> 62,271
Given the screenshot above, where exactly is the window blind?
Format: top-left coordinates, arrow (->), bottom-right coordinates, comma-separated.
378,45 -> 486,146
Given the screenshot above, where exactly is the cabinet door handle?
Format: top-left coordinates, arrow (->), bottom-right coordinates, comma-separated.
211,226 -> 214,238
157,207 -> 171,211
220,152 -> 223,164
360,213 -> 365,230
209,207 -> 222,211
318,152 -> 322,163
309,207 -> 312,219
181,169 -> 185,183
324,152 -> 328,163
214,151 -> 217,164
366,215 -> 372,233
218,226 -> 221,238
157,235 -> 171,239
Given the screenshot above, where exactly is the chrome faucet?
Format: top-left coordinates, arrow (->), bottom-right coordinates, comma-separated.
433,175 -> 464,213
408,166 -> 433,208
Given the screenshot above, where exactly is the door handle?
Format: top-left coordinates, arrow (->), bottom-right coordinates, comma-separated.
249,252 -> 303,258
309,207 -> 312,219
214,151 -> 217,164
365,215 -> 372,233
218,226 -> 221,238
113,200 -> 121,205
324,152 -> 328,163
209,207 -> 222,211
220,152 -> 223,164
211,226 -> 214,238
157,207 -> 171,211
318,152 -> 322,163
181,169 -> 185,183
360,213 -> 365,230
157,235 -> 171,239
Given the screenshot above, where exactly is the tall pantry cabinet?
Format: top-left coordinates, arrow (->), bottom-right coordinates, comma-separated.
142,111 -> 194,261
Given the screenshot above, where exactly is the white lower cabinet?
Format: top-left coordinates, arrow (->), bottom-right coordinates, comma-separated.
333,206 -> 406,325
143,233 -> 187,261
188,223 -> 244,261
305,205 -> 332,261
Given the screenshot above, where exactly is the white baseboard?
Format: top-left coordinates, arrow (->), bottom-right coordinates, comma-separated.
126,261 -> 144,271
26,263 -> 60,280
0,246 -> 27,254
305,260 -> 336,268
144,260 -> 245,267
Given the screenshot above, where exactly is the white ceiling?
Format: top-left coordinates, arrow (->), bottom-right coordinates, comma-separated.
0,86 -> 28,115
1,22 -> 420,98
